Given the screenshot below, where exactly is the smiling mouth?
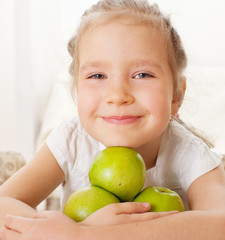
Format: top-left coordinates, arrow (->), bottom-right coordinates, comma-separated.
102,116 -> 142,125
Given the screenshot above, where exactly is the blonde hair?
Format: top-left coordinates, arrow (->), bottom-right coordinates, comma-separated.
67,0 -> 215,148
68,0 -> 187,100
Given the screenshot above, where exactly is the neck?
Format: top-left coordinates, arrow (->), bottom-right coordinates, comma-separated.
134,136 -> 162,170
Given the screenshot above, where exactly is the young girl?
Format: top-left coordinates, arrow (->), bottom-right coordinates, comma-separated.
1,0 -> 225,239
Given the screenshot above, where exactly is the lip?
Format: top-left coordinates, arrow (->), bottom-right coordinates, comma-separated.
102,116 -> 142,125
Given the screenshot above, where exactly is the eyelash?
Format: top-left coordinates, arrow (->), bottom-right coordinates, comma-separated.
87,74 -> 106,79
134,72 -> 155,79
86,72 -> 155,80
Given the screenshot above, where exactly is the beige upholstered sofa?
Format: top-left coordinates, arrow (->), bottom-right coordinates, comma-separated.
0,151 -> 26,185
0,151 -> 60,210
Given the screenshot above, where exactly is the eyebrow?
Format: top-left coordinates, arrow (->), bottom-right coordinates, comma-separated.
130,59 -> 163,71
79,59 -> 163,73
80,61 -> 107,73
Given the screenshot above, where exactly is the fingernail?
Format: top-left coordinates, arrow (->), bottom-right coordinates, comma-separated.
142,202 -> 150,208
170,210 -> 179,213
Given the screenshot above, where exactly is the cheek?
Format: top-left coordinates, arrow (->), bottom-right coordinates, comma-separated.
77,84 -> 99,118
140,85 -> 172,115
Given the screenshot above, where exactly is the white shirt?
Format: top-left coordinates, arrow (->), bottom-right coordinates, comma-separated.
47,117 -> 222,210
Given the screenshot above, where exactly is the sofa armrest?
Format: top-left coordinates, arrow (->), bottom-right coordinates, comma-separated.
0,151 -> 26,185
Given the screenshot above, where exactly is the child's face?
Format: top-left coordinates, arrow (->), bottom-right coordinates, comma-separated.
77,21 -> 175,149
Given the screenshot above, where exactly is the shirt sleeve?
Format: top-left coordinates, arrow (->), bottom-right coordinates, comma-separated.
46,118 -> 78,180
179,138 -> 222,193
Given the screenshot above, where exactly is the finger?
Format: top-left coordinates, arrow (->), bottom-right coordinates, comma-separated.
108,202 -> 150,214
33,211 -> 53,219
154,210 -> 179,218
34,211 -> 67,220
0,225 -> 21,240
4,214 -> 32,233
129,210 -> 179,222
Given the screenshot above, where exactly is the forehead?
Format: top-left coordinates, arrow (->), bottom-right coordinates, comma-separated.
78,20 -> 169,70
78,14 -> 166,49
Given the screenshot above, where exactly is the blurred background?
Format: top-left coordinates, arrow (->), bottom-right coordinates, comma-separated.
0,0 -> 225,162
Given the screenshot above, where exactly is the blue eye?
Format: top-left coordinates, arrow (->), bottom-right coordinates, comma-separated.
88,74 -> 106,79
134,73 -> 153,79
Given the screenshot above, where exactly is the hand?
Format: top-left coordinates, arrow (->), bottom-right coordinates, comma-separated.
81,202 -> 179,226
0,211 -> 80,240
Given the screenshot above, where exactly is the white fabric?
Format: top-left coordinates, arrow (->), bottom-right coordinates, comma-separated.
47,117 -> 222,210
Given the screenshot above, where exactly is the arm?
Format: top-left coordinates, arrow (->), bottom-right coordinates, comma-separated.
81,164 -> 225,240
1,164 -> 225,240
0,144 -> 64,226
0,197 -> 37,226
90,163 -> 225,240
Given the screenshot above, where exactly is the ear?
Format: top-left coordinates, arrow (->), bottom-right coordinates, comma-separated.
171,76 -> 186,116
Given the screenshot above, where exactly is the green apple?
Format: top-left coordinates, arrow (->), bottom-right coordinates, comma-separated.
89,147 -> 146,201
133,186 -> 185,212
63,186 -> 120,222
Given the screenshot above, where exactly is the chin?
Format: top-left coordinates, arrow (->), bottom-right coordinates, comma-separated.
102,138 -> 140,149
92,129 -> 151,149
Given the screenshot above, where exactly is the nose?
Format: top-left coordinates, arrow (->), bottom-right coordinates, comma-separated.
104,83 -> 135,106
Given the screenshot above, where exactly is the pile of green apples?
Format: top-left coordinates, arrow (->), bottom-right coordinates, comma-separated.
63,147 -> 185,222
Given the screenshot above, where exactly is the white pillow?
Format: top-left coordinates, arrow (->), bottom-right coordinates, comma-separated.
36,79 -> 77,151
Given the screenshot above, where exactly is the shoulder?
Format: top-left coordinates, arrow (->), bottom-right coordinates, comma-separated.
48,117 -> 81,135
165,119 -> 198,144
161,120 -> 222,192
163,119 -> 218,153
167,120 -> 221,161
46,117 -> 105,176
158,120 -> 196,166
46,116 -> 105,154
46,117 -> 96,146
46,117 -> 80,152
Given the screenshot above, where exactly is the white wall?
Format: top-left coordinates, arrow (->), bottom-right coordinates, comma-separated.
0,0 -> 65,160
0,0 -> 17,155
0,0 -> 225,161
